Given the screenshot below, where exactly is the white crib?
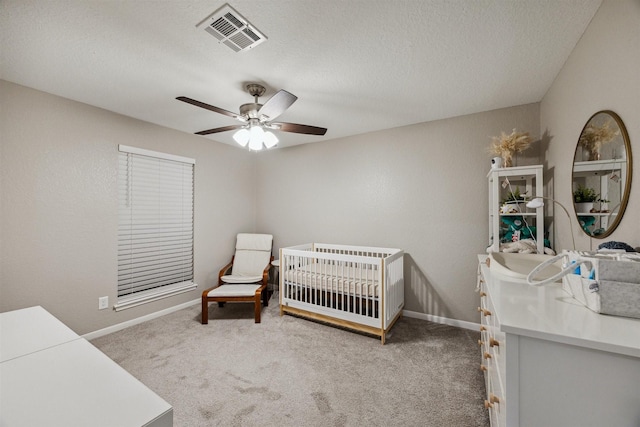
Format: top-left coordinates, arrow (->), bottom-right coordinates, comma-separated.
279,243 -> 404,344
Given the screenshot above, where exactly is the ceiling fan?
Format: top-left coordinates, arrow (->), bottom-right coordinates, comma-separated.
176,83 -> 327,150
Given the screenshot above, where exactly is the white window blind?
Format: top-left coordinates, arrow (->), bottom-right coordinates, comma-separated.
117,145 -> 195,309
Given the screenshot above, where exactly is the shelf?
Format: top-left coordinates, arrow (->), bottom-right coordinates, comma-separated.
577,212 -> 618,217
487,165 -> 545,253
573,159 -> 625,173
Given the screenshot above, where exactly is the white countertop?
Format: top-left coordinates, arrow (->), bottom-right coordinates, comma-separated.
0,306 -> 80,362
1,306 -> 172,427
479,255 -> 640,358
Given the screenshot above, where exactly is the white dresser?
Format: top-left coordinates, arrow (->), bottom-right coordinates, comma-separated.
477,255 -> 640,427
0,306 -> 173,427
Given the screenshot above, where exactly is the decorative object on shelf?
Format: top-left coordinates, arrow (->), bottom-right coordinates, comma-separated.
488,128 -> 532,167
578,215 -> 597,235
491,156 -> 503,169
578,116 -> 620,161
527,197 -> 576,250
500,216 -> 539,243
500,186 -> 529,213
499,239 -> 555,255
573,184 -> 599,213
572,111 -> 632,239
596,198 -> 610,213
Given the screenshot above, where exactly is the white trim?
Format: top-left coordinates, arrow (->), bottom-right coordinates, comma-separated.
403,309 -> 480,331
118,144 -> 195,164
114,282 -> 197,312
83,298 -> 201,340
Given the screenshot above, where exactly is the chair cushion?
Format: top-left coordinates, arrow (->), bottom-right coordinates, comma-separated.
208,284 -> 262,297
231,250 -> 271,277
236,233 -> 273,251
221,275 -> 263,284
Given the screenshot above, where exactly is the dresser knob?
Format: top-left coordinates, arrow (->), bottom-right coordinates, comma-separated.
489,338 -> 500,347
490,393 -> 500,404
477,308 -> 492,316
479,325 -> 487,332
484,352 -> 492,360
484,400 -> 493,409
480,292 -> 487,297
479,364 -> 488,372
478,339 -> 485,346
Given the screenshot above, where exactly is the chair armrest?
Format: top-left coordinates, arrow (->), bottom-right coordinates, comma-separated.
262,255 -> 274,286
202,286 -> 217,298
218,257 -> 234,285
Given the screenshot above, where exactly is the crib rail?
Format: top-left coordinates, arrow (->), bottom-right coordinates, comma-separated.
383,249 -> 404,329
280,244 -> 404,340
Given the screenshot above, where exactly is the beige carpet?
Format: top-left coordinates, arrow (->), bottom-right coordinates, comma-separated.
92,293 -> 489,427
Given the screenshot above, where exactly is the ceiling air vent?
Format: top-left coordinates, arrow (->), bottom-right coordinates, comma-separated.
197,4 -> 267,53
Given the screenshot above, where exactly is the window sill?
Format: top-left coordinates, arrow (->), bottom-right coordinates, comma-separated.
114,281 -> 197,312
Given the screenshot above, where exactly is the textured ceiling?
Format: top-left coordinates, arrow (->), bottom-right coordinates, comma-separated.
0,0 -> 602,149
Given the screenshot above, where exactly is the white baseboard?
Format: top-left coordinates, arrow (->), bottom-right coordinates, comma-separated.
83,298 -> 201,341
83,300 -> 479,340
403,309 -> 480,331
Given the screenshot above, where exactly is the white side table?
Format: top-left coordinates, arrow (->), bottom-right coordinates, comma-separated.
271,259 -> 280,291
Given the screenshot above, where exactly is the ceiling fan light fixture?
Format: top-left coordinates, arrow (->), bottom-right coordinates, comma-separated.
248,135 -> 263,151
263,131 -> 278,148
250,124 -> 264,140
233,128 -> 250,146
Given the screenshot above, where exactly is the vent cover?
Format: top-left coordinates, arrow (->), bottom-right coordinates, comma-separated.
197,4 -> 267,53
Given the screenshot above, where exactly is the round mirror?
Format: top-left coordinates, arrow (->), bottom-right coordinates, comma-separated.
571,110 -> 632,238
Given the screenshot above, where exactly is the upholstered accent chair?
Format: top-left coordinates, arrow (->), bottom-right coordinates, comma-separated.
201,233 -> 273,324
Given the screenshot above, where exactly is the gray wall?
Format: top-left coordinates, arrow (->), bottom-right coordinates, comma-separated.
256,104 -> 540,323
1,78 -> 540,332
540,0 -> 640,250
0,80 -> 257,334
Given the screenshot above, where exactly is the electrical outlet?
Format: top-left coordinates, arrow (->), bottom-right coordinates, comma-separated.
98,296 -> 109,310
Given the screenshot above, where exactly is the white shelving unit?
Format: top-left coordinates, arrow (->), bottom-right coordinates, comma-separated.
487,165 -> 544,254
572,159 -> 625,232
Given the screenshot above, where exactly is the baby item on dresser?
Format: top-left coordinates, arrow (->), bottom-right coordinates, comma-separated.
527,246 -> 640,319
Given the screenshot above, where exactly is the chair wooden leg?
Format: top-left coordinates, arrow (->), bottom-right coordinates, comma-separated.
254,293 -> 261,323
202,298 -> 209,324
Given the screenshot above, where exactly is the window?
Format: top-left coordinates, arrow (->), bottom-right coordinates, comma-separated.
116,145 -> 196,311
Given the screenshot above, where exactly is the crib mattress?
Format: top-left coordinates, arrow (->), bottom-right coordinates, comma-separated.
283,264 -> 380,297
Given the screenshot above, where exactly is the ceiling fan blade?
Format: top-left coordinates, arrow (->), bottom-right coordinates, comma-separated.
195,124 -> 245,136
258,90 -> 298,120
271,122 -> 327,136
176,96 -> 241,120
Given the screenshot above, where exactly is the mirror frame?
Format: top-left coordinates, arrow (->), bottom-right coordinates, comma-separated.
571,110 -> 633,238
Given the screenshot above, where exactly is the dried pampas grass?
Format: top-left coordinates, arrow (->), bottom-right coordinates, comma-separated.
579,120 -> 619,161
488,129 -> 532,167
